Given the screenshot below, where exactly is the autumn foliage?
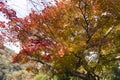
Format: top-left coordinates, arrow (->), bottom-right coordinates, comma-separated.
0,0 -> 120,80
10,1 -> 70,63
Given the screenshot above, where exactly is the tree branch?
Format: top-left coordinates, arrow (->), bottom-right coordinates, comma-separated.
104,25 -> 114,38
109,56 -> 120,62
28,56 -> 99,80
27,56 -> 57,72
70,70 -> 87,79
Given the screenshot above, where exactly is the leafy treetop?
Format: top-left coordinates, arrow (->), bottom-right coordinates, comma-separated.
0,0 -> 120,80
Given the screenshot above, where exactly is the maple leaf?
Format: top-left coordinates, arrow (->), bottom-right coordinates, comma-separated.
0,21 -> 5,28
0,2 -> 4,7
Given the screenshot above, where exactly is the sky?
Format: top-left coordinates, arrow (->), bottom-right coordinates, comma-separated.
0,0 -> 55,53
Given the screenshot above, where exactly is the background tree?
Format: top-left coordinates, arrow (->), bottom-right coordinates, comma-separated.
0,0 -> 120,80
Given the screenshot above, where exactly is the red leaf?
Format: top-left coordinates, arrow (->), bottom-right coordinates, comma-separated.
0,8 -> 16,18
8,9 -> 16,18
0,21 -> 5,28
0,2 -> 4,7
0,35 -> 3,40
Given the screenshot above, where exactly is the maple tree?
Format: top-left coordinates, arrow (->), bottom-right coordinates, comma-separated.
0,0 -> 120,80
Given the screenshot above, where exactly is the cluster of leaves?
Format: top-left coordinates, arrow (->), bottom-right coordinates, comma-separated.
0,0 -> 120,80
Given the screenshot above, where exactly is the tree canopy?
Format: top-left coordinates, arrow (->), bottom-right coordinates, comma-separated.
0,0 -> 120,80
